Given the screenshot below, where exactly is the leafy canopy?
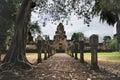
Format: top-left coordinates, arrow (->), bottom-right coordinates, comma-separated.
92,0 -> 120,25
32,0 -> 93,26
71,32 -> 84,41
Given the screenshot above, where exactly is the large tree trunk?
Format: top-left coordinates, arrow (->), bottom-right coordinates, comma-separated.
116,20 -> 120,52
1,0 -> 33,70
0,16 -> 8,63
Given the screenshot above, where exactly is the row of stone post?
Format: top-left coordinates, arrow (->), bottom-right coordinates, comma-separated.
68,34 -> 99,71
37,39 -> 54,63
36,35 -> 54,63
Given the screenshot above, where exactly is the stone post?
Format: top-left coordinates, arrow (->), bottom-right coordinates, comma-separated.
49,46 -> 52,56
67,42 -> 71,55
51,47 -> 54,55
69,46 -> 73,57
90,34 -> 99,70
47,44 -> 50,58
53,47 -> 56,54
74,40 -> 79,60
37,39 -> 42,63
44,40 -> 47,60
71,45 -> 74,57
79,40 -> 84,63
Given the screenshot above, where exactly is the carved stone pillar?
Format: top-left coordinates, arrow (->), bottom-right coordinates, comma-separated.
90,34 -> 99,70
44,40 -> 48,60
79,40 -> 84,63
74,40 -> 79,60
37,40 -> 42,63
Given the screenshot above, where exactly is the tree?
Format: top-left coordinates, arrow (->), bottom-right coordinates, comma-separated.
27,22 -> 41,43
103,36 -> 111,42
27,31 -> 33,43
1,0 -> 35,70
32,0 -> 93,26
103,36 -> 111,50
71,32 -> 84,41
28,22 -> 41,37
0,0 -> 17,50
71,33 -> 77,41
109,34 -> 118,51
92,0 -> 120,51
0,0 -> 20,63
0,0 -> 94,70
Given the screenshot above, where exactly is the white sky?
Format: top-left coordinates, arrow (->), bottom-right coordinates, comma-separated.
31,12 -> 116,42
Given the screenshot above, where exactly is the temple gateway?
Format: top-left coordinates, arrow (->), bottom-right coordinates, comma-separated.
53,23 -> 68,53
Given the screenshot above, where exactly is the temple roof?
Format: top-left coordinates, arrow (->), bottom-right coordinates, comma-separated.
57,23 -> 64,31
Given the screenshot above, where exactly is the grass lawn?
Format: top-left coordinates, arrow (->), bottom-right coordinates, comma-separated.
1,52 -> 120,63
77,52 -> 120,62
1,53 -> 47,64
26,53 -> 47,63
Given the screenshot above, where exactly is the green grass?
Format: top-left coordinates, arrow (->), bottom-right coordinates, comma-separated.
76,52 -> 120,62
26,52 -> 120,63
26,53 -> 48,59
1,53 -> 49,63
98,52 -> 120,60
26,53 -> 49,63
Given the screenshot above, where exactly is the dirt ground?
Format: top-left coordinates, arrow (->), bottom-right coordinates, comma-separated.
0,53 -> 120,80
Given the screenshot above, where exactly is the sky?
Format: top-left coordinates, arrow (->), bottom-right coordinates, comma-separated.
31,13 -> 116,42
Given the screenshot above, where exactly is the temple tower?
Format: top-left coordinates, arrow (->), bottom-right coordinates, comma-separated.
53,23 -> 67,53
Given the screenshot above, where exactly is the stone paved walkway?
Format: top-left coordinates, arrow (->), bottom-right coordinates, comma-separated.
32,53 -> 90,80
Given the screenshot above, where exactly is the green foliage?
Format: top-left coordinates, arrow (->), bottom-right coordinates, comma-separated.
33,0 -> 93,26
102,34 -> 119,51
92,0 -> 120,25
103,36 -> 111,42
109,37 -> 118,51
78,52 -> 120,61
44,35 -> 49,41
71,32 -> 84,41
27,31 -> 33,43
28,22 -> 41,37
0,0 -> 20,51
71,33 -> 77,41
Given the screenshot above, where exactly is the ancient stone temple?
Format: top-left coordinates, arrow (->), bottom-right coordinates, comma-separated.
53,23 -> 67,53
